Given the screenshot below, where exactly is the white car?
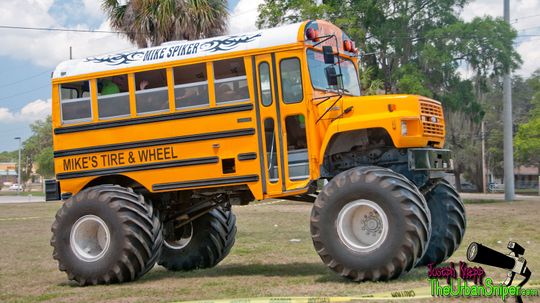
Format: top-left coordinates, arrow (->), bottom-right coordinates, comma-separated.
8,184 -> 22,191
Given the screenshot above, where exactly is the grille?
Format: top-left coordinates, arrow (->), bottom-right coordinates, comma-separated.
420,100 -> 445,138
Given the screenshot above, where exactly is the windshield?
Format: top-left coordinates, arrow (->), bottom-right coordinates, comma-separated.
306,49 -> 361,96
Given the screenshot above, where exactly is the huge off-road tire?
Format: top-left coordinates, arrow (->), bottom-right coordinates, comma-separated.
418,179 -> 466,266
50,185 -> 162,285
310,166 -> 431,281
158,207 -> 236,271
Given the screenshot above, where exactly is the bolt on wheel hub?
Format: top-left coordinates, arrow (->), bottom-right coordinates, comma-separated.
337,199 -> 389,253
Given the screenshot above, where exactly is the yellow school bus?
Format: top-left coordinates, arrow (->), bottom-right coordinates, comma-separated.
48,20 -> 466,285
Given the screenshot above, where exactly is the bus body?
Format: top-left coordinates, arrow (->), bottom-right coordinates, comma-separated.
48,20 -> 447,202
48,20 -> 464,286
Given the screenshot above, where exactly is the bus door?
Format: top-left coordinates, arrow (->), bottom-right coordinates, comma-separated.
274,51 -> 310,191
254,52 -> 310,196
254,54 -> 283,195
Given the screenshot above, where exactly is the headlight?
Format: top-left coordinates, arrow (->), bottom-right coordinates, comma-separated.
401,121 -> 408,136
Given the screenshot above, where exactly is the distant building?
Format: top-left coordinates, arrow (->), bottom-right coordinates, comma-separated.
514,165 -> 538,189
0,162 -> 18,184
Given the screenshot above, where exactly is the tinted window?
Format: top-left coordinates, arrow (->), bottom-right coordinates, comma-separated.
173,63 -> 209,109
280,58 -> 303,103
264,118 -> 279,183
259,62 -> 272,106
285,114 -> 309,180
214,58 -> 249,104
306,49 -> 360,96
135,69 -> 169,114
97,75 -> 130,119
59,80 -> 92,124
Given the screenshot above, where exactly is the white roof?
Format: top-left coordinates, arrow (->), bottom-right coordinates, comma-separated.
53,22 -> 305,79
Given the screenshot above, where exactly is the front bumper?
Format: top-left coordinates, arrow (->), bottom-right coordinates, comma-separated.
44,179 -> 60,201
408,148 -> 452,171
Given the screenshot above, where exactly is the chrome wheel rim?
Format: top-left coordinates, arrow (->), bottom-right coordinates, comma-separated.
336,199 -> 389,253
70,215 -> 111,262
164,222 -> 193,250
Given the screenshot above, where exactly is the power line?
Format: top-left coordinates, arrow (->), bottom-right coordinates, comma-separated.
0,84 -> 50,103
511,13 -> 540,23
0,25 -> 122,34
0,70 -> 50,89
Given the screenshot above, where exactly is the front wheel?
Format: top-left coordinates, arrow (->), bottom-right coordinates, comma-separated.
50,185 -> 163,285
310,166 -> 431,281
417,179 -> 466,266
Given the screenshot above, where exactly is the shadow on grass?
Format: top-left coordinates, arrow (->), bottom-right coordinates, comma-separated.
141,261 -> 433,285
145,262 -> 334,280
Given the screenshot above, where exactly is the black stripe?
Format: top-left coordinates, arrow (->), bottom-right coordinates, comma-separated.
252,56 -> 267,193
56,156 -> 218,180
238,152 -> 257,161
54,128 -> 255,158
153,175 -> 259,191
271,53 -> 287,192
237,117 -> 252,123
55,103 -> 253,135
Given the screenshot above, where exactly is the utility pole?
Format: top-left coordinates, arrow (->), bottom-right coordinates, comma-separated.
14,136 -> 21,196
503,0 -> 515,201
481,121 -> 487,193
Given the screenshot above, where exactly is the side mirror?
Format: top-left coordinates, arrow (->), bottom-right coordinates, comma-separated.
322,46 -> 334,64
325,65 -> 338,86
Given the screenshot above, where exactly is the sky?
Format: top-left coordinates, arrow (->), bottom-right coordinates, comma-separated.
0,0 -> 539,152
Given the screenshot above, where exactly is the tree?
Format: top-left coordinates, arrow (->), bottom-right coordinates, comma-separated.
102,0 -> 229,48
21,116 -> 54,182
257,0 -> 522,191
515,70 -> 540,166
0,151 -> 17,162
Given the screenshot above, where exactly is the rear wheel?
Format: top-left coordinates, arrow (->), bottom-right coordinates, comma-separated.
50,185 -> 162,285
159,207 -> 236,271
310,166 -> 431,281
418,179 -> 466,266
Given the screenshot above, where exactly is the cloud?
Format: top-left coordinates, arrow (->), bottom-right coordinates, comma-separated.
0,0 -> 135,69
0,99 -> 51,123
82,0 -> 104,19
516,38 -> 540,76
227,0 -> 264,34
461,0 -> 540,76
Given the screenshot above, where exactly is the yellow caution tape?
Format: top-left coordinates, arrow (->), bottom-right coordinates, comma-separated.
176,281 -> 540,303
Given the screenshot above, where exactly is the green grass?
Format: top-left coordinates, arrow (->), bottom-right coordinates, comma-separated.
0,198 -> 539,302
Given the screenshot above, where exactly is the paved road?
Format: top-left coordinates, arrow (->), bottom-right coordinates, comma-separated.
0,192 -> 537,204
460,192 -> 540,201
0,195 -> 45,204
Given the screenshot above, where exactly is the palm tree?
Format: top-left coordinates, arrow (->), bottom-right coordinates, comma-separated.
102,0 -> 229,48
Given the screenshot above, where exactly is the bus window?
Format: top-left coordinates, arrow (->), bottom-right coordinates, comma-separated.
259,62 -> 272,106
135,69 -> 169,114
214,58 -> 250,104
173,63 -> 209,109
264,118 -> 279,183
280,58 -> 303,103
97,75 -> 130,119
59,80 -> 92,124
285,114 -> 308,180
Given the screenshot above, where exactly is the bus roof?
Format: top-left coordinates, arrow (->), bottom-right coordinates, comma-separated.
52,22 -> 307,79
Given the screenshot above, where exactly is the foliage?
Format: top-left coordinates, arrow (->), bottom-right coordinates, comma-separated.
515,71 -> 540,166
0,151 -> 17,162
21,116 -> 54,181
102,0 -> 229,47
257,0 -> 522,190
